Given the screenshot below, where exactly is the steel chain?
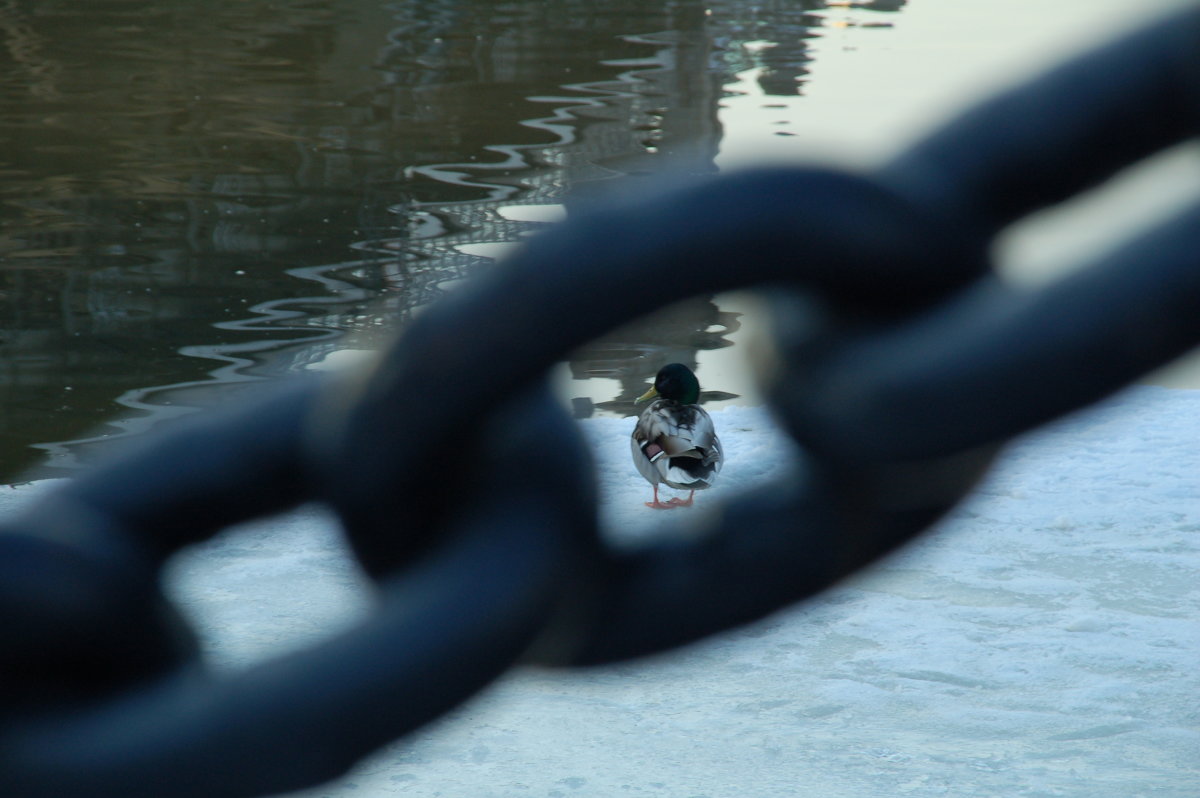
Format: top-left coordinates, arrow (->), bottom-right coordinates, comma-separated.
1,7 -> 1198,797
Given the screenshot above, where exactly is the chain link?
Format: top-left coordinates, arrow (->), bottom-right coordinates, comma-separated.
2,7 -> 1199,797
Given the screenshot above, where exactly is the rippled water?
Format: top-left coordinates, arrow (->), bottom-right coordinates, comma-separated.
0,0 -> 853,479
3,0 -> 1195,481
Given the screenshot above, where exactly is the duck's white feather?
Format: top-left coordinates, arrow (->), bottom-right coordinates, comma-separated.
631,398 -> 722,490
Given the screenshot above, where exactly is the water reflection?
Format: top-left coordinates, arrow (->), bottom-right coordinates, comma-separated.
0,1 -> 405,476
0,0 -> 904,480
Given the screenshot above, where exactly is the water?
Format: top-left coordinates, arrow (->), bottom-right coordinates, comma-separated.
3,1 -> 1198,481
0,0 -> 816,479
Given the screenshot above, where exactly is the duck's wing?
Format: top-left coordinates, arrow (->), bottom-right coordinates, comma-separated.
677,406 -> 721,464
630,431 -> 664,486
633,402 -> 722,488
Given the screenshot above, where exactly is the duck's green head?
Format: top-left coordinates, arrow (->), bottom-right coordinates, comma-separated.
636,362 -> 701,405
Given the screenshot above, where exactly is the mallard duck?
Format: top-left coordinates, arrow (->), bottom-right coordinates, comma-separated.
631,363 -> 723,509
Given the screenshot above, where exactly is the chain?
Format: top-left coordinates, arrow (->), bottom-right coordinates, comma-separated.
2,7 -> 1198,797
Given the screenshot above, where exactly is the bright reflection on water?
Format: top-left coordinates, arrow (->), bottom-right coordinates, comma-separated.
0,0 -> 807,478
1,0 -> 1195,480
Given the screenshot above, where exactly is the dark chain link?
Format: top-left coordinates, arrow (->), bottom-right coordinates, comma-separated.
2,8 -> 1198,797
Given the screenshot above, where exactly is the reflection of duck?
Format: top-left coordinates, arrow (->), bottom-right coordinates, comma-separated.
631,363 -> 723,509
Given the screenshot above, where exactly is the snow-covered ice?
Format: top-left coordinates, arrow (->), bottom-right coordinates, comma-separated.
4,385 -> 1197,796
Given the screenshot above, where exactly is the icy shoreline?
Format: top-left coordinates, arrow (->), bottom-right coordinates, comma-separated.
4,385 -> 1197,796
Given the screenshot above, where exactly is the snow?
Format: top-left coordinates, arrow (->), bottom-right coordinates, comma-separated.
4,386 -> 1198,796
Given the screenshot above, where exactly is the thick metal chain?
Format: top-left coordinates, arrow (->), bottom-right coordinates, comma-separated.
2,8 -> 1198,797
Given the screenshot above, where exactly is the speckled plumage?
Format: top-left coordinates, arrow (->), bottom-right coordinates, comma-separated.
631,364 -> 722,508
631,399 -> 722,488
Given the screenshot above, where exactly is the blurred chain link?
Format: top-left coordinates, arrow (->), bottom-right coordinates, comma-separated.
2,7 -> 1198,797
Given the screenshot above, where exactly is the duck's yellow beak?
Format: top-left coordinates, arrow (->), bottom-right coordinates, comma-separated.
635,385 -> 658,404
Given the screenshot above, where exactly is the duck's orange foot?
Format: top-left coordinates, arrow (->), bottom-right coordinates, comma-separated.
645,486 -> 695,509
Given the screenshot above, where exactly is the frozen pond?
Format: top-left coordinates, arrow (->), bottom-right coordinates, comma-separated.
121,385 -> 1195,797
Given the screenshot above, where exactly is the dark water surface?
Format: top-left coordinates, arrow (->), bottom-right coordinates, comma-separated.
0,1 -> 901,480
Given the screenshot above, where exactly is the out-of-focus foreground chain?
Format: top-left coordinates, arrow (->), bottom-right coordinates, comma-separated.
2,8 -> 1198,797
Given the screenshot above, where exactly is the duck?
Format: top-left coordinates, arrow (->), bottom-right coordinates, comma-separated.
630,363 -> 723,509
